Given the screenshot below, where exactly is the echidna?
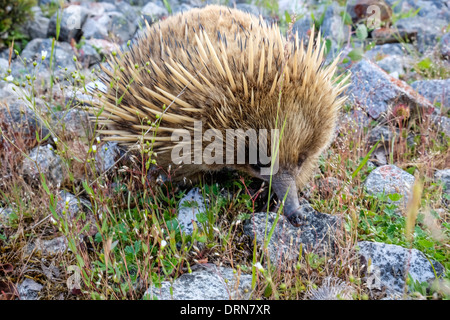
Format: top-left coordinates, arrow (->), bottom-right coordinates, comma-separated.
90,5 -> 349,226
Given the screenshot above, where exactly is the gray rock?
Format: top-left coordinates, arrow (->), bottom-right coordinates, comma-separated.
431,114 -> 450,137
109,11 -> 139,42
0,207 -> 13,227
292,15 -> 313,38
66,85 -> 98,104
20,38 -> 76,73
278,0 -> 308,16
101,0 -> 147,6
321,2 -> 348,40
365,43 -> 412,61
53,108 -> 92,140
372,148 -> 388,166
395,16 -> 447,52
82,14 -> 110,41
34,236 -> 68,256
144,265 -> 252,300
388,71 -> 399,80
244,200 -> 340,263
96,141 -> 120,173
56,190 -> 90,220
6,59 -> 53,87
435,169 -> 450,194
85,39 -> 119,56
415,0 -> 449,20
385,0 -> 450,21
81,1 -> 117,13
48,5 -> 89,42
40,260 -> 61,282
364,165 -> 415,209
440,32 -> 450,59
0,99 -> 50,149
320,2 -> 349,56
17,278 -> 43,300
347,59 -> 435,119
0,49 -> 13,61
53,191 -> 97,237
26,7 -> 50,40
82,11 -> 137,44
141,2 -> 169,24
177,188 -> 206,235
411,79 -> 449,108
114,0 -> 140,24
184,0 -> 205,6
0,57 -> 8,74
357,241 -> 444,294
22,145 -> 64,188
236,3 -> 269,18
375,55 -> 412,77
39,0 -> 67,5
338,109 -> 371,131
367,125 -> 399,146
0,83 -> 19,103
78,43 -> 101,67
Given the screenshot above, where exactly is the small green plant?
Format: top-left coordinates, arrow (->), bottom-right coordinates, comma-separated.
162,0 -> 172,15
413,57 -> 450,80
311,9 -> 328,30
255,0 -> 279,17
39,0 -> 60,18
0,0 -> 36,52
406,274 -> 450,300
390,2 -> 420,25
75,37 -> 86,50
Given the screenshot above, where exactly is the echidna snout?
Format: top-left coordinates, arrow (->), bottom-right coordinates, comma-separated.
270,173 -> 306,227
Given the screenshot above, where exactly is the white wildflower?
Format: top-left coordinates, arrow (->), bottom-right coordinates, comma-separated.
254,262 -> 264,272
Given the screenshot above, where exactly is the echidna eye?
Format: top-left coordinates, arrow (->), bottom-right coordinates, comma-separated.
298,154 -> 307,167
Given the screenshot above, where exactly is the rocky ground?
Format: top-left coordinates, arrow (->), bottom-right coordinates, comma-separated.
0,0 -> 449,300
